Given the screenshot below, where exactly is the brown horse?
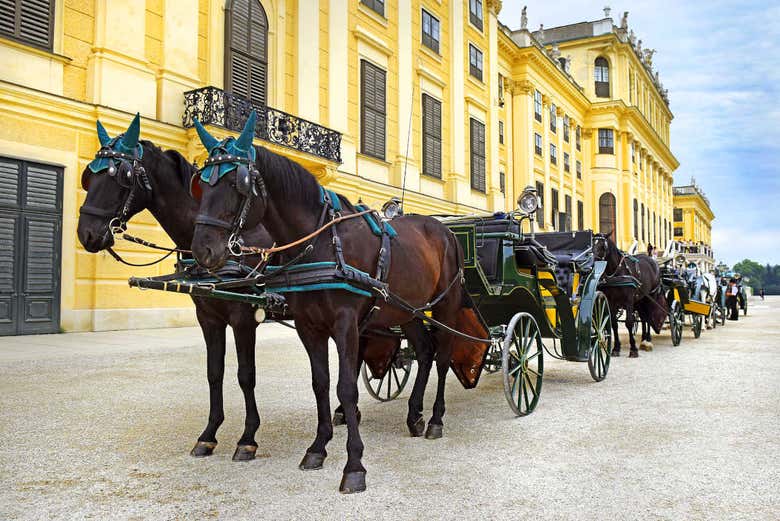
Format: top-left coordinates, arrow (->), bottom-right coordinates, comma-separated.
189,113 -> 478,493
593,233 -> 666,357
77,115 -> 271,461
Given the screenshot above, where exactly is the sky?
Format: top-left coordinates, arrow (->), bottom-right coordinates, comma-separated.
498,1 -> 780,266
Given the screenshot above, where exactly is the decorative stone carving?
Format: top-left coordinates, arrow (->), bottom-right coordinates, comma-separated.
551,43 -> 561,61
637,39 -> 643,54
629,30 -> 636,46
539,24 -> 545,41
644,48 -> 656,67
565,55 -> 572,74
486,0 -> 503,15
621,11 -> 629,29
521,6 -> 528,29
603,6 -> 611,18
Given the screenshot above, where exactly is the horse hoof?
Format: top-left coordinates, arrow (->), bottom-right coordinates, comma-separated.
645,342 -> 654,351
299,452 -> 326,471
629,351 -> 639,358
339,471 -> 367,494
408,417 -> 426,437
424,423 -> 443,440
232,444 -> 257,462
611,349 -> 620,357
190,441 -> 217,458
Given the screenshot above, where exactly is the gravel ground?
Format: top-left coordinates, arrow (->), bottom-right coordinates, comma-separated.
1,297 -> 778,520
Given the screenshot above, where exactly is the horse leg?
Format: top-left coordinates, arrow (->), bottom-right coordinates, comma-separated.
297,323 -> 333,471
402,321 -> 435,437
611,309 -> 621,356
425,332 -> 451,440
333,338 -> 364,427
231,322 -> 260,461
626,306 -> 639,358
332,310 -> 367,494
191,322 -> 226,457
642,318 -> 653,351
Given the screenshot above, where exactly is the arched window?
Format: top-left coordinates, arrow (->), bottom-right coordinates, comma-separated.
594,57 -> 609,98
599,193 -> 616,237
225,0 -> 268,106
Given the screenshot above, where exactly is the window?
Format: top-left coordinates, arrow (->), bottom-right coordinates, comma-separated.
598,128 -> 614,154
469,0 -> 483,30
594,56 -> 610,98
563,152 -> 570,172
674,227 -> 683,237
563,115 -> 570,142
551,188 -> 559,230
664,218 -> 668,244
361,60 -> 387,159
536,181 -> 544,226
576,160 -> 582,179
629,71 -> 634,103
225,0 -> 269,106
631,142 -> 636,163
641,203 -> 645,240
550,144 -> 557,165
599,193 -> 616,237
361,0 -> 384,17
534,91 -> 543,122
498,121 -> 504,145
421,9 -> 440,54
576,125 -> 581,151
498,73 -> 505,105
499,171 -> 505,193
0,0 -> 54,50
564,195 -> 572,232
577,200 -> 584,230
422,94 -> 442,178
534,133 -> 542,156
469,118 -> 486,192
469,44 -> 483,81
673,208 -> 683,221
633,199 -> 639,239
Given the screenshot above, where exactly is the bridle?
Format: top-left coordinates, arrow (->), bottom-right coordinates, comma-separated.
79,136 -> 152,236
193,140 -> 267,256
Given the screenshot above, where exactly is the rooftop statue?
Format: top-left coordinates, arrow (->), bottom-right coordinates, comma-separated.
521,6 -> 528,29
621,11 -> 629,29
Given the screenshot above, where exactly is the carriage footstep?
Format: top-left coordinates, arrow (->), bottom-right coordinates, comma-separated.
408,417 -> 426,437
339,471 -> 367,494
232,444 -> 257,462
190,441 -> 217,457
424,423 -> 443,440
299,451 -> 326,470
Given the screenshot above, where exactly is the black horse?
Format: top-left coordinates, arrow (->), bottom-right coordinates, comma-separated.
77,115 -> 270,461
593,234 -> 667,357
190,112 -> 479,493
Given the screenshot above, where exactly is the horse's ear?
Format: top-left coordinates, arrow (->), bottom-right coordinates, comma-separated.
122,113 -> 141,150
81,170 -> 91,191
193,117 -> 220,151
235,110 -> 256,151
190,173 -> 202,201
96,120 -> 111,147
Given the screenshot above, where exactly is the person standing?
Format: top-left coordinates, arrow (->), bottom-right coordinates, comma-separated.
727,278 -> 739,320
760,288 -> 765,300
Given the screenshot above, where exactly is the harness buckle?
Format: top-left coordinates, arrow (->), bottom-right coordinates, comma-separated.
108,217 -> 126,236
228,233 -> 244,256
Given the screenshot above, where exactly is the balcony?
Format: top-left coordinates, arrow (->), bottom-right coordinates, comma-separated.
182,86 -> 342,164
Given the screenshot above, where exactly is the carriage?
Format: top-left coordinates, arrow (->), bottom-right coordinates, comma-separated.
657,254 -> 711,343
129,189 -> 613,417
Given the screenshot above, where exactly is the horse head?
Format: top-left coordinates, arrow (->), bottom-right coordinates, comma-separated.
78,114 -> 152,253
191,111 -> 265,269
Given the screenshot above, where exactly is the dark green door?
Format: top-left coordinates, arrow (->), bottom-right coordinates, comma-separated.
0,158 -> 62,336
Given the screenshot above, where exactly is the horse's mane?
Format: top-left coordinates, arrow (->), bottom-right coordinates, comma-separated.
255,145 -> 355,212
141,140 -> 197,190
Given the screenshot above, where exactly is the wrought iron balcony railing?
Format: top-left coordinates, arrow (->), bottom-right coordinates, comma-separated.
183,86 -> 342,164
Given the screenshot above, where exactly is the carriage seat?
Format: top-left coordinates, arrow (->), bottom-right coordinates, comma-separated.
514,239 -> 558,268
533,231 -> 594,298
473,217 -> 520,282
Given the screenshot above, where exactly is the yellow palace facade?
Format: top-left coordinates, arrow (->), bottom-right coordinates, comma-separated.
0,1 -> 678,334
672,181 -> 715,270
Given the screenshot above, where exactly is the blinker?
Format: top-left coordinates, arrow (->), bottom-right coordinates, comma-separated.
235,164 -> 251,196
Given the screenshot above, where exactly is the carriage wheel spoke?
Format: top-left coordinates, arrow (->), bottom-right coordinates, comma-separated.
391,366 -> 401,390
524,373 -> 538,399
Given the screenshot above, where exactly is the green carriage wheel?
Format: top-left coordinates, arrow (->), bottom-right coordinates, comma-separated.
692,313 -> 703,338
669,300 -> 683,346
361,354 -> 412,402
502,312 -> 544,417
588,292 -> 612,382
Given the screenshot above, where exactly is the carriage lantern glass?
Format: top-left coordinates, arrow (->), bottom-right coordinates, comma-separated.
517,186 -> 540,215
381,197 -> 403,220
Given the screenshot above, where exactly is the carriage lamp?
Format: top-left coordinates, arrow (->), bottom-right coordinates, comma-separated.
382,197 -> 403,219
254,307 -> 266,324
517,186 -> 540,215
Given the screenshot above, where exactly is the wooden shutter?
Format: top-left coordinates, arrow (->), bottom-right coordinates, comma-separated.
422,94 -> 441,178
361,60 -> 386,160
551,189 -> 558,229
536,181 -> 544,226
225,0 -> 268,106
600,193 -> 616,236
0,0 -> 53,50
469,118 -> 485,192
577,200 -> 584,230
